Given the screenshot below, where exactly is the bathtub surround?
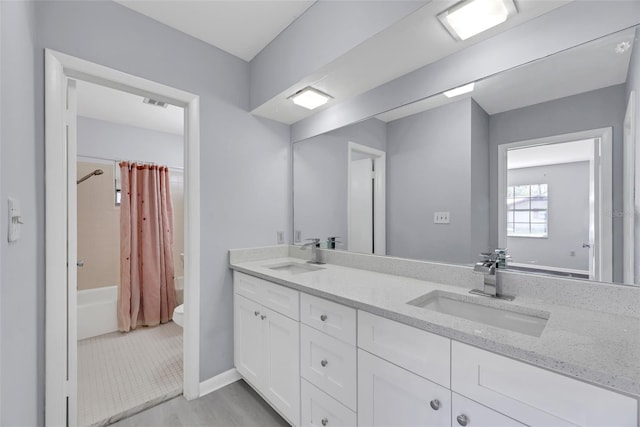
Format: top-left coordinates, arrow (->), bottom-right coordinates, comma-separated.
77,286 -> 119,341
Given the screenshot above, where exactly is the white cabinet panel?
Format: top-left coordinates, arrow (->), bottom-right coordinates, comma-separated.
358,310 -> 451,388
358,349 -> 451,427
301,379 -> 356,427
300,293 -> 356,345
234,271 -> 299,320
452,341 -> 638,427
301,324 -> 357,411
234,294 -> 263,388
263,307 -> 301,427
452,393 -> 526,427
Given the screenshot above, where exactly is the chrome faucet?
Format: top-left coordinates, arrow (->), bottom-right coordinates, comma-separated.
470,249 -> 514,301
301,238 -> 325,265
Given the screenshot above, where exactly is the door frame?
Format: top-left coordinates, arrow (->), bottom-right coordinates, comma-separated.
347,142 -> 386,255
497,127 -> 613,282
623,92 -> 636,284
45,49 -> 201,426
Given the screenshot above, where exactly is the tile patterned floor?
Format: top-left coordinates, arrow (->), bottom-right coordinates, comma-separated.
78,321 -> 183,427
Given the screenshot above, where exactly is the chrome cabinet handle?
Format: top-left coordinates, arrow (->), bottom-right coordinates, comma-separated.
429,399 -> 440,410
260,315 -> 267,320
77,260 -> 84,267
254,311 -> 260,317
321,418 -> 328,426
457,414 -> 468,426
320,359 -> 328,367
320,314 -> 328,322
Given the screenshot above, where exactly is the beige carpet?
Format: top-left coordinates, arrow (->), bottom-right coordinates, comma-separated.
78,321 -> 183,427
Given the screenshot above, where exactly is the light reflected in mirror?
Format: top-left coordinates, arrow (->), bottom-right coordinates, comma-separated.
293,26 -> 640,286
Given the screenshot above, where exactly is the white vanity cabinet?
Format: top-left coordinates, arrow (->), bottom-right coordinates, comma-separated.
233,272 -> 300,427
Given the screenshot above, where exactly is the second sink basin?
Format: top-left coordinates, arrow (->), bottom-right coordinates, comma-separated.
265,261 -> 324,275
407,291 -> 549,337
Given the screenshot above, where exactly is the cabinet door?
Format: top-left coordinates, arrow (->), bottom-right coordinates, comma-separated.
452,393 -> 526,427
234,294 -> 264,388
263,307 -> 301,427
358,349 -> 450,427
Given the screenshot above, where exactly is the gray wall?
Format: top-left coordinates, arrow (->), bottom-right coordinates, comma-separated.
507,162 -> 590,271
293,118 -> 386,249
78,117 -> 183,168
0,2 -> 41,425
489,84 -> 627,282
627,27 -> 640,282
386,98 -> 489,264
2,1 -> 290,423
470,99 -> 491,262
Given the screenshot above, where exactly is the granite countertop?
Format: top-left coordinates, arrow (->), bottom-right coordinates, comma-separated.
230,256 -> 640,397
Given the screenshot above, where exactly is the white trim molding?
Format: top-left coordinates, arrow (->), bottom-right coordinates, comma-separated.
199,369 -> 242,397
45,49 -> 201,426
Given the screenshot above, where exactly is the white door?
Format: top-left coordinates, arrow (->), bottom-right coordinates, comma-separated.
349,158 -> 373,253
358,349 -> 450,427
263,307 -> 300,427
234,295 -> 264,387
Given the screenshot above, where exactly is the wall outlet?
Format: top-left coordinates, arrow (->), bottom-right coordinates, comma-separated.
276,231 -> 285,245
294,230 -> 302,243
434,211 -> 450,224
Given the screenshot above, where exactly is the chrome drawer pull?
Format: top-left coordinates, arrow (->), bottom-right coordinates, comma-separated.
320,359 -> 328,367
260,315 -> 267,320
457,414 -> 468,426
321,418 -> 328,426
254,311 -> 260,317
429,399 -> 440,410
320,314 -> 328,322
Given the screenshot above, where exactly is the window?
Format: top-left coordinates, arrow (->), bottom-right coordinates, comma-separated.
506,184 -> 548,237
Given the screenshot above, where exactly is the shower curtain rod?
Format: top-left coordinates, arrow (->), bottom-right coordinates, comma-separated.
77,155 -> 184,172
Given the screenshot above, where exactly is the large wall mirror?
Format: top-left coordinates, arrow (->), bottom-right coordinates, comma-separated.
293,26 -> 640,286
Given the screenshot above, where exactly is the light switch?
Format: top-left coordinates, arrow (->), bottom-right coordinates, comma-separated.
277,231 -> 285,244
434,211 -> 450,224
8,197 -> 22,242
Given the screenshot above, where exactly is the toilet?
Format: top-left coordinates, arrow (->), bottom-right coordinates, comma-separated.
173,304 -> 184,327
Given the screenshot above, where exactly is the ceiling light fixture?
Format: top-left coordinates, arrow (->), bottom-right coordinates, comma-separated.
288,86 -> 332,110
443,82 -> 475,98
438,0 -> 517,41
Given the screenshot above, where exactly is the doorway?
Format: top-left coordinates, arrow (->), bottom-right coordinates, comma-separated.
498,128 -> 613,281
347,142 -> 386,255
45,50 -> 201,427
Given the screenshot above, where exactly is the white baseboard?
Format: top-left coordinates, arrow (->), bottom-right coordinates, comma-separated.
199,368 -> 241,397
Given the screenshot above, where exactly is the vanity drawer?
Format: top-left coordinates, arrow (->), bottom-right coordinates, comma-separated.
300,324 -> 357,411
357,310 -> 451,388
234,271 -> 299,320
451,341 -> 638,427
452,393 -> 526,427
301,379 -> 356,427
300,293 -> 356,345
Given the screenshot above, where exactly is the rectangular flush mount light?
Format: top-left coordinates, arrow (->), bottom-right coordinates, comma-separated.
444,82 -> 475,98
289,86 -> 332,110
438,0 -> 517,41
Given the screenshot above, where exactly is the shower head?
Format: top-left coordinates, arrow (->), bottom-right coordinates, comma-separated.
77,169 -> 104,184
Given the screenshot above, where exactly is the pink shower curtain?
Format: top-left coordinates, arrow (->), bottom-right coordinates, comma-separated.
118,162 -> 176,332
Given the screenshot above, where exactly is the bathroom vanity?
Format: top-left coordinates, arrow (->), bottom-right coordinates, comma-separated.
230,246 -> 640,427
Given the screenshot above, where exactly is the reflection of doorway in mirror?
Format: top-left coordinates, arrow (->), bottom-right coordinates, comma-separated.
498,128 -> 613,282
348,142 -> 386,255
623,92 -> 637,285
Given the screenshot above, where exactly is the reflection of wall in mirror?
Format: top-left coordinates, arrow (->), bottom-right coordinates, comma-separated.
507,162 -> 589,272
490,84 -> 627,282
293,118 -> 386,250
626,27 -> 640,284
387,98 -> 489,264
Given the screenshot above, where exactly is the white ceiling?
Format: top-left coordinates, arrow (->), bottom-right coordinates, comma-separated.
376,27 -> 635,122
508,139 -> 594,169
115,0 -> 315,62
76,80 -> 184,135
251,0 -> 572,124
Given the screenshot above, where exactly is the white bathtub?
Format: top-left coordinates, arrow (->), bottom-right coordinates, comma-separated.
77,285 -> 119,340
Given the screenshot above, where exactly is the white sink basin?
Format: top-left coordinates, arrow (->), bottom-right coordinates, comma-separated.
265,261 -> 325,275
408,291 -> 549,337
